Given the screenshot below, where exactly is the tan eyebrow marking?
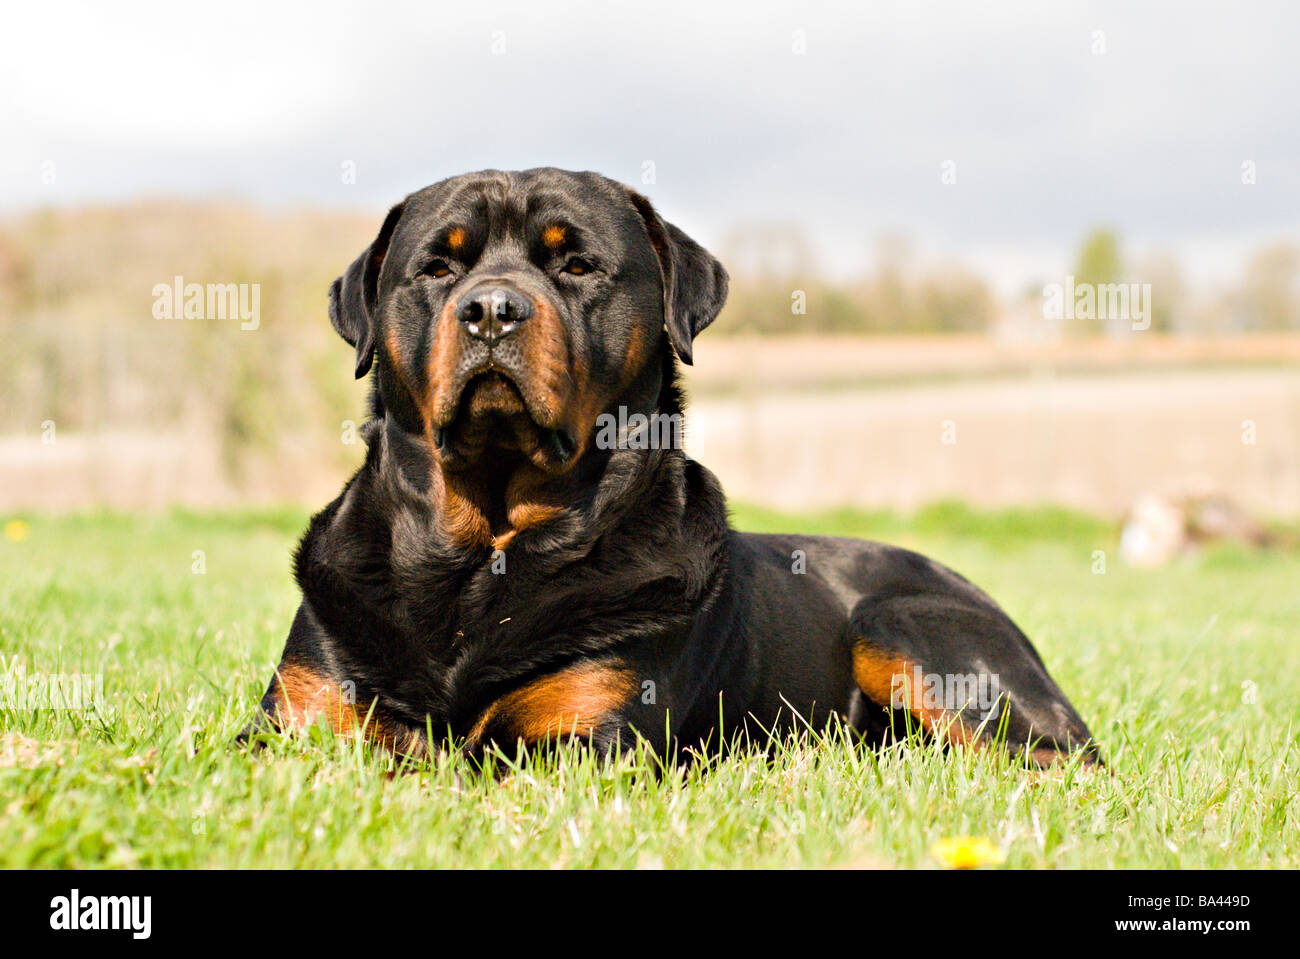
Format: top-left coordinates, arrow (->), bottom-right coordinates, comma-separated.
447,227 -> 467,251
542,224 -> 566,249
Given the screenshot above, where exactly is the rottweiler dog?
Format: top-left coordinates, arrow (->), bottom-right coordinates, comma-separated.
244,168 -> 1099,766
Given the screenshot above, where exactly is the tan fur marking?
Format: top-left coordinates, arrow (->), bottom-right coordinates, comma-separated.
508,500 -> 564,533
521,297 -> 572,425
434,472 -> 494,549
428,299 -> 463,425
491,500 -> 564,551
468,662 -> 636,746
384,324 -> 408,391
851,645 -> 974,746
542,224 -> 566,249
267,665 -> 422,755
621,322 -> 649,389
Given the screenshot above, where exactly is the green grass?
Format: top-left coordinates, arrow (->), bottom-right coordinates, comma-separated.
1,503 -> 1296,868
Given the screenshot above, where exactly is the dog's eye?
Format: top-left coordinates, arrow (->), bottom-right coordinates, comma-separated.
423,259 -> 453,279
560,257 -> 595,277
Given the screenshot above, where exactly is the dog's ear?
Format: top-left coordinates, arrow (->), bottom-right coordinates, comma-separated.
626,190 -> 729,366
329,201 -> 406,378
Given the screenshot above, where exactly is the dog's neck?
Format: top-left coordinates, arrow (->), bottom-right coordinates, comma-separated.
369,346 -> 688,555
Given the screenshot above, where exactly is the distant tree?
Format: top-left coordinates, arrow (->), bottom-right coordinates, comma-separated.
871,232 -> 915,333
1073,227 -> 1123,335
1134,252 -> 1187,333
1075,228 -> 1123,286
1235,244 -> 1300,330
915,268 -> 997,333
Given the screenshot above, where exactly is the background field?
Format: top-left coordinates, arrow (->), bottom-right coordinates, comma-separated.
2,505 -> 1295,869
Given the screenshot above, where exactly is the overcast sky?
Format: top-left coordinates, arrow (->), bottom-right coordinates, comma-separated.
3,0 -> 1297,292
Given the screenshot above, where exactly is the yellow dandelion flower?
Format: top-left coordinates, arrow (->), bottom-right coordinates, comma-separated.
4,520 -> 30,543
931,835 -> 1004,869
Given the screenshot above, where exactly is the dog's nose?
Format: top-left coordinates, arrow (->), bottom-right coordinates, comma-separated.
455,285 -> 533,342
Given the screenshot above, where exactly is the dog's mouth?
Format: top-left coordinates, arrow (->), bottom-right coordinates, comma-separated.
435,371 -> 577,472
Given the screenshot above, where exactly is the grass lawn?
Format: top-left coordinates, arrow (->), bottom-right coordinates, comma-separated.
1,503 -> 1296,869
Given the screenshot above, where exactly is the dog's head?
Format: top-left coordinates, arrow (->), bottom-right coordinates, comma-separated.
329,169 -> 728,480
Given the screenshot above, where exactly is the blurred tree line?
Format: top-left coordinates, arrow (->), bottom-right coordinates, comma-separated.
1066,226 -> 1300,335
714,226 -> 997,334
2,205 -> 1298,494
713,222 -> 1300,337
0,205 -> 378,488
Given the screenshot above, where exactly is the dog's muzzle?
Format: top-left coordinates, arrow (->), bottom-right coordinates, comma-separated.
428,280 -> 577,472
455,283 -> 533,344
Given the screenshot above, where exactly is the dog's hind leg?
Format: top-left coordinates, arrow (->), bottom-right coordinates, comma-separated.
848,586 -> 1101,766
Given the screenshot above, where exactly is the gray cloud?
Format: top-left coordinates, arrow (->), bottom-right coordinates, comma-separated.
3,0 -> 1297,286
